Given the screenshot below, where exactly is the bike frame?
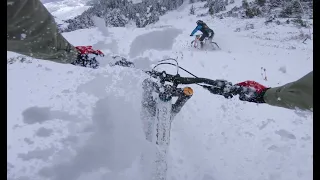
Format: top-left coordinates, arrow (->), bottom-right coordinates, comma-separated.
191,34 -> 206,49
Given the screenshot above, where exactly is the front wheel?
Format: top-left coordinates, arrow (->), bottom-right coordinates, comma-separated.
191,40 -> 199,49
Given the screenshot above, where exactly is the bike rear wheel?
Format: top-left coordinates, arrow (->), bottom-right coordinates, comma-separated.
210,41 -> 220,50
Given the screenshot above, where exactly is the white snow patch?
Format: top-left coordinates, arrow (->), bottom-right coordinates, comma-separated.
130,0 -> 142,4
279,66 -> 287,73
92,16 -> 109,37
20,34 -> 27,40
129,28 -> 182,58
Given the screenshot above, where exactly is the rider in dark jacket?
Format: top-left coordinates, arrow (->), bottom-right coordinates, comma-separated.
190,20 -> 214,48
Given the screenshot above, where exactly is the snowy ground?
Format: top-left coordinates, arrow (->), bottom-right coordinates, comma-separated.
8,1 -> 313,180
43,0 -> 91,28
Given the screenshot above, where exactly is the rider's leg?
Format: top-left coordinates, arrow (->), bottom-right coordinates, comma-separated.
199,33 -> 208,48
208,30 -> 214,42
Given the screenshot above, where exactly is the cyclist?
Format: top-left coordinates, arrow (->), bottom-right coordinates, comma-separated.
7,0 -> 103,68
190,20 -> 215,48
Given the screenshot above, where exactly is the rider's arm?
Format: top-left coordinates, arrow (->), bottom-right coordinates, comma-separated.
190,25 -> 202,36
263,71 -> 313,111
7,0 -> 78,63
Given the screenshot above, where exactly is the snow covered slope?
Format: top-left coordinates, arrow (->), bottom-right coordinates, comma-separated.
8,1 -> 313,180
42,0 -> 91,28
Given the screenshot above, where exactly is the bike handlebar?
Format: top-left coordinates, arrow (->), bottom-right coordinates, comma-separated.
145,70 -> 253,99
110,57 -> 253,100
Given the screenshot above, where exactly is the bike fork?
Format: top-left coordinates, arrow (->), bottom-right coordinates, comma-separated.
141,79 -> 193,180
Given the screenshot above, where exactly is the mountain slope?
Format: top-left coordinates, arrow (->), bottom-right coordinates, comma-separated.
7,1 -> 313,180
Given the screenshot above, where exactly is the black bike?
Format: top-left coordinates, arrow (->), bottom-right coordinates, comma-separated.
191,34 -> 220,50
112,57 -> 257,180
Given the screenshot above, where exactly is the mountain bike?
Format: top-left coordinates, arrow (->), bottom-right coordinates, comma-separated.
190,34 -> 220,50
112,57 -> 256,180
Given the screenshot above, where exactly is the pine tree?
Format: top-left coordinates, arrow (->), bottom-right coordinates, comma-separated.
242,0 -> 249,9
190,5 -> 196,15
291,0 -> 303,15
256,0 -> 266,6
269,0 -> 282,8
280,6 -> 293,17
209,5 -> 215,15
214,0 -> 227,13
107,9 -> 129,27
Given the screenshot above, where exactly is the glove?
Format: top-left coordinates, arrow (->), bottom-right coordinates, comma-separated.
190,34 -> 193,36
71,46 -> 104,69
235,81 -> 269,103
